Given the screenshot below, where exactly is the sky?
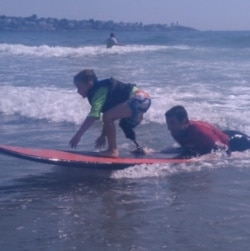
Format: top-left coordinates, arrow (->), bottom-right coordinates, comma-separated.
1,0 -> 250,31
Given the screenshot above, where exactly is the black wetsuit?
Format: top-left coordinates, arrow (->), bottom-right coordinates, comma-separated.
223,130 -> 250,152
87,78 -> 135,113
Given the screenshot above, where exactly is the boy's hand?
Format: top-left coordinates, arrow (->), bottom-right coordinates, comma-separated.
69,133 -> 81,148
95,135 -> 106,149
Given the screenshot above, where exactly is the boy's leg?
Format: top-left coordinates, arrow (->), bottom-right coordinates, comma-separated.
100,102 -> 132,157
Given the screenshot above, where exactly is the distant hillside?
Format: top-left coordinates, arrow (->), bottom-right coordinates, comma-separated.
0,15 -> 197,32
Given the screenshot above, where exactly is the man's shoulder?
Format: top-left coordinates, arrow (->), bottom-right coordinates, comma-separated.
188,120 -> 212,134
189,120 -> 212,128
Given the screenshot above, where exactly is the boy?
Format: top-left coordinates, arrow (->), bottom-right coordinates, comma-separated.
69,69 -> 151,157
163,105 -> 250,157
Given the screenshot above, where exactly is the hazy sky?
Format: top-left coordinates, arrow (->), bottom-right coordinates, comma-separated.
1,0 -> 250,31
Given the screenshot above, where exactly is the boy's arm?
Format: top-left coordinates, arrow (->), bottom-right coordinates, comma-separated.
69,116 -> 96,148
88,87 -> 108,118
69,87 -> 108,148
95,131 -> 106,149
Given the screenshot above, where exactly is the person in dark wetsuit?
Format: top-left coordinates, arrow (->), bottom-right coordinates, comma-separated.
163,105 -> 250,157
69,69 -> 151,157
106,33 -> 123,48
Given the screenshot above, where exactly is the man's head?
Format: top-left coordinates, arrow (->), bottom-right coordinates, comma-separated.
165,105 -> 190,136
73,69 -> 97,98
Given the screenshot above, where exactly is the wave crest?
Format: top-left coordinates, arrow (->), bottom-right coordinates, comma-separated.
0,43 -> 189,58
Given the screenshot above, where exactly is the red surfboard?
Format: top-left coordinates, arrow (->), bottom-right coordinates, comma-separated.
0,144 -> 193,169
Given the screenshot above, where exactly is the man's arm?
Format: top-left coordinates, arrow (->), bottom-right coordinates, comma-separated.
191,127 -> 225,154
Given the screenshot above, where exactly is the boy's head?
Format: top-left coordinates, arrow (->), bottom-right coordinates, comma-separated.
74,69 -> 97,84
165,105 -> 190,136
73,69 -> 97,98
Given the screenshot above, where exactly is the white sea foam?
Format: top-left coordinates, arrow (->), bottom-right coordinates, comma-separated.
0,43 -> 190,58
0,85 -> 86,124
110,151 -> 250,179
1,83 -> 249,135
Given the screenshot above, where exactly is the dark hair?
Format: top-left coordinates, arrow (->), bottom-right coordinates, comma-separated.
73,69 -> 97,83
165,105 -> 189,122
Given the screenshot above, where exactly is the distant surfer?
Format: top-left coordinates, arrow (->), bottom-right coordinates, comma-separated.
106,33 -> 123,48
69,69 -> 151,157
162,105 -> 250,157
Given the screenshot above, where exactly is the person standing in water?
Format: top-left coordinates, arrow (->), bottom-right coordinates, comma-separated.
106,33 -> 123,48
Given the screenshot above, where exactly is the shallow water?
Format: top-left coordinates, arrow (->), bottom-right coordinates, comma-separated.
1,30 -> 250,250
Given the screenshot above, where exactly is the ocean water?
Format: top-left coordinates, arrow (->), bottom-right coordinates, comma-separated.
0,30 -> 250,250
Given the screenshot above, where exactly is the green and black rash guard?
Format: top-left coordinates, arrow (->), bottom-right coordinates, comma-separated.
86,78 -> 136,119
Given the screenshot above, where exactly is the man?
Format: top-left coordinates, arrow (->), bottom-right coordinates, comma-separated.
163,105 -> 250,157
106,33 -> 122,48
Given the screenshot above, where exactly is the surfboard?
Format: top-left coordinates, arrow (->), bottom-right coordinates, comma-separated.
0,144 -> 193,169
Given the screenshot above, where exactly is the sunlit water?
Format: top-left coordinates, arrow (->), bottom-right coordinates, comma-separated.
0,30 -> 250,250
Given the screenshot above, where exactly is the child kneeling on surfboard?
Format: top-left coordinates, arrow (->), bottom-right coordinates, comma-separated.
69,69 -> 151,157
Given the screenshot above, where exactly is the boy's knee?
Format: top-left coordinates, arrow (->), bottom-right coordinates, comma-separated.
102,112 -> 113,124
